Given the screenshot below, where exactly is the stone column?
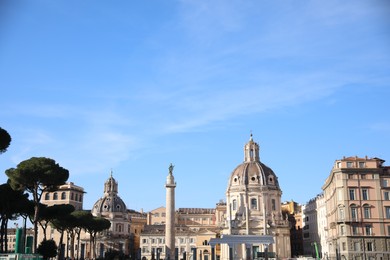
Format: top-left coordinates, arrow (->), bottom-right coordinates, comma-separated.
165,164 -> 176,260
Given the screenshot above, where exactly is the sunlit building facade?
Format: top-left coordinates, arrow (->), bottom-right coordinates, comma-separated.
322,156 -> 390,260
220,134 -> 291,259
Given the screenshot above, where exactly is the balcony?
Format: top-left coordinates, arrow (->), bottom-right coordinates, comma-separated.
337,218 -> 361,223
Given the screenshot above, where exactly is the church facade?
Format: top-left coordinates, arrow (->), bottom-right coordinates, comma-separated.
219,134 -> 291,259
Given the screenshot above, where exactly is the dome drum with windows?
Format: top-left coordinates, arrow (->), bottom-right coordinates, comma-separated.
92,172 -> 127,215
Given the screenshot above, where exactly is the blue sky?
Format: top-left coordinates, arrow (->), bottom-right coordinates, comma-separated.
1,0 -> 389,213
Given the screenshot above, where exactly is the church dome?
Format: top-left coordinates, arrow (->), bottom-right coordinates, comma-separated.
92,173 -> 127,215
227,134 -> 280,191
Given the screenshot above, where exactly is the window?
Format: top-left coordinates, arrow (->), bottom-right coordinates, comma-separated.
366,242 -> 373,251
251,198 -> 257,210
365,225 -> 372,235
75,193 -> 78,201
71,192 -> 74,200
354,242 -> 360,251
388,225 -> 390,236
339,208 -> 345,220
337,162 -> 341,168
362,189 -> 369,200
361,174 -> 366,179
384,191 -> 389,201
61,192 -> 66,200
363,206 -> 371,219
340,225 -> 345,235
79,194 -> 82,202
383,179 -> 388,187
352,225 -> 358,235
347,162 -> 353,168
53,192 -> 58,200
351,207 -> 358,221
342,242 -> 346,251
45,193 -> 50,200
359,162 -> 365,168
116,224 -> 123,232
142,239 -> 147,244
349,189 -> 356,200
271,199 -> 276,211
232,199 -> 237,210
385,207 -> 390,219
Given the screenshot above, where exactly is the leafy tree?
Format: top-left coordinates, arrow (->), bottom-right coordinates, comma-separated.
64,214 -> 78,260
71,210 -> 93,260
38,204 -> 74,241
37,239 -> 57,260
0,127 -> 11,154
0,183 -> 30,253
49,205 -> 75,260
84,216 -> 111,259
5,157 -> 69,252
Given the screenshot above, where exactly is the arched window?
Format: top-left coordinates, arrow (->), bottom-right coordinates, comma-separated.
45,193 -> 50,200
116,224 -> 122,232
53,192 -> 58,200
61,192 -> 66,200
363,204 -> 371,219
251,198 -> 257,210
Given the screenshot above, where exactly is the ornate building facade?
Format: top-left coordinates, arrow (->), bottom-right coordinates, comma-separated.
38,174 -> 147,259
91,173 -> 132,257
220,134 -> 291,259
322,156 -> 390,260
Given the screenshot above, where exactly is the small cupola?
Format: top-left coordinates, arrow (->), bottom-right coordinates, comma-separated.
244,133 -> 260,162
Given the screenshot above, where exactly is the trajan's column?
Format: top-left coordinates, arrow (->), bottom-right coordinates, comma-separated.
165,163 -> 176,260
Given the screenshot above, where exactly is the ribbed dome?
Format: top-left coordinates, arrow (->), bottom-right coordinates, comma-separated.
227,161 -> 279,189
227,134 -> 280,191
92,173 -> 127,215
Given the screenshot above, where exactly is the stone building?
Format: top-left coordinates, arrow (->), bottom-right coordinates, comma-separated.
41,182 -> 85,211
38,174 -> 146,259
219,134 -> 291,259
141,206 -> 222,259
90,173 -> 132,257
282,200 -> 303,257
38,181 -> 86,258
322,156 -> 390,260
